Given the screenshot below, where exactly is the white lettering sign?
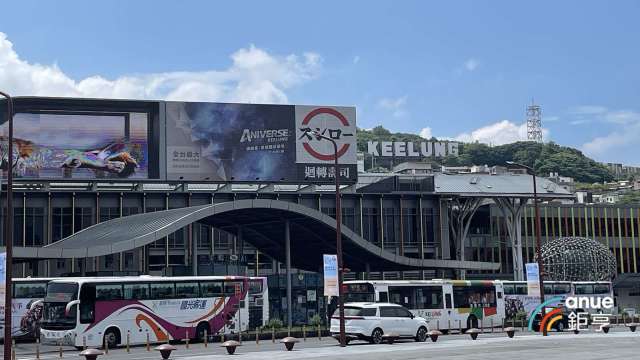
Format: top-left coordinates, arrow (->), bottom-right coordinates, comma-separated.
366,141 -> 459,158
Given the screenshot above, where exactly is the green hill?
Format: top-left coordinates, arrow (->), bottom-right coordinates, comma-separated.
357,126 -> 614,183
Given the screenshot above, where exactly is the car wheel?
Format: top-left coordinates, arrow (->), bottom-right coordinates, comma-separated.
415,326 -> 427,342
370,328 -> 383,344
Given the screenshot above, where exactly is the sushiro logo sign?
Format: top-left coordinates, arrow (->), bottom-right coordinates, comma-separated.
295,106 -> 357,164
367,141 -> 460,158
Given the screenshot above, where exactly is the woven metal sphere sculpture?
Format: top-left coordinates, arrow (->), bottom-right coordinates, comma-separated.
537,236 -> 617,281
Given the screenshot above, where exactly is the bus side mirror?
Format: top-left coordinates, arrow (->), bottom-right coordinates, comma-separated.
30,300 -> 43,310
65,299 -> 80,316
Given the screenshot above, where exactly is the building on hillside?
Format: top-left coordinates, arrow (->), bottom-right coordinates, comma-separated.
548,172 -> 576,193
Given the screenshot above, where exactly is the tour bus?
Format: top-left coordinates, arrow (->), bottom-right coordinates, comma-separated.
248,277 -> 269,329
39,276 -> 250,348
0,278 -> 54,340
344,280 -> 505,331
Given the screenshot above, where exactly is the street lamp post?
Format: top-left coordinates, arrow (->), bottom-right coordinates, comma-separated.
506,161 -> 547,336
311,130 -> 346,347
1,91 -> 15,359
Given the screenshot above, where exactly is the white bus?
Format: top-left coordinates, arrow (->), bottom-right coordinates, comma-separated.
502,280 -> 614,318
248,277 -> 269,329
40,276 -> 250,348
0,278 -> 54,340
344,280 -> 505,331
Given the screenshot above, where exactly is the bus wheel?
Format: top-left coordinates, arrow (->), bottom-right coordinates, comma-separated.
555,321 -> 565,332
104,328 -> 120,349
196,322 -> 210,341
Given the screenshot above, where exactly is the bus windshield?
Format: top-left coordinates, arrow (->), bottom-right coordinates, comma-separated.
42,282 -> 78,330
345,283 -> 375,302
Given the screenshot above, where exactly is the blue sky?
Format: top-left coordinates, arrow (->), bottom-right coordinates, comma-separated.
1,0 -> 639,165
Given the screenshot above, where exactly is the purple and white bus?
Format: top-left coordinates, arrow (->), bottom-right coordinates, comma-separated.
40,276 -> 249,348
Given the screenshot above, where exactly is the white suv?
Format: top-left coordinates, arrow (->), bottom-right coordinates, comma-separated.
330,302 -> 429,344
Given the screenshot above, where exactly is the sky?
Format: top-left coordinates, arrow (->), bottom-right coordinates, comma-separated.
1,0 -> 639,165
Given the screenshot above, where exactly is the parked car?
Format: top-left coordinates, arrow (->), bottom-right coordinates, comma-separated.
329,302 -> 429,344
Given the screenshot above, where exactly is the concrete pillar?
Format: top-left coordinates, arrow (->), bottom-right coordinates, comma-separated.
285,220 -> 293,328
192,223 -> 198,276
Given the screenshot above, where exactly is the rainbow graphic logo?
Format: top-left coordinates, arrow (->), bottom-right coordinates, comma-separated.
527,296 -> 565,332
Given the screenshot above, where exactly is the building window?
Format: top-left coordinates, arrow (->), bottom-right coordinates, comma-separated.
104,254 -> 115,269
383,208 -> 399,248
25,207 -> 45,246
52,207 -> 72,242
124,252 -> 135,269
402,208 -> 418,247
74,207 -> 93,232
363,207 -> 380,245
99,207 -> 119,223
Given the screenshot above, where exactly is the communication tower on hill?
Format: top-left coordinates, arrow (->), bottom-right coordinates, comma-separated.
527,100 -> 543,142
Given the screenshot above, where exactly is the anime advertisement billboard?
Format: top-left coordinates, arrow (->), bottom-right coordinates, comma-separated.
166,102 -> 356,183
0,112 -> 148,179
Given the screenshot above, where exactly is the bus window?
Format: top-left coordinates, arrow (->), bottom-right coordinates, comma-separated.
150,282 -> 175,299
574,284 -> 593,295
345,283 -> 375,302
515,284 -> 527,295
176,282 -> 200,298
453,286 -> 496,308
544,284 -> 553,295
201,281 -> 223,297
96,284 -> 123,301
554,283 -> 571,294
14,282 -> 47,298
593,284 -> 611,294
124,283 -> 149,300
224,281 -> 243,295
389,286 -> 416,309
415,286 -> 443,309
503,284 -> 515,295
379,291 -> 389,302
249,280 -> 263,295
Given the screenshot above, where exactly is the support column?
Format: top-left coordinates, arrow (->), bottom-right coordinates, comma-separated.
494,197 -> 526,281
285,220 -> 293,328
192,223 -> 198,276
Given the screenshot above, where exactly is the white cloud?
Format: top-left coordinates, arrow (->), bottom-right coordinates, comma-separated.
378,96 -> 408,118
569,105 -> 608,115
419,127 -> 432,139
581,108 -> 640,163
582,122 -> 640,159
464,58 -> 479,71
0,32 -> 321,104
451,120 -> 549,145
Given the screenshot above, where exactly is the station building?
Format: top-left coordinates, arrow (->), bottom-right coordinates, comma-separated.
1,97 -> 639,323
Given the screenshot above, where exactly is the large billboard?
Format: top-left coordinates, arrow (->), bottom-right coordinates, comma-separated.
166,102 -> 357,183
0,112 -> 149,179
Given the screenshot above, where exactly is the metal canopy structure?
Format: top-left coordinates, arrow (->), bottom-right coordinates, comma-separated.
11,199 -> 500,272
434,173 -> 574,279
